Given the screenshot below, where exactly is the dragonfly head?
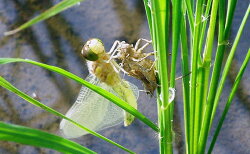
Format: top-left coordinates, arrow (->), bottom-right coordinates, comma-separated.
81,38 -> 105,61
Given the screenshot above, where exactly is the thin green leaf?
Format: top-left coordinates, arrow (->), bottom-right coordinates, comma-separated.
190,0 -> 204,152
224,0 -> 238,37
150,0 -> 173,153
143,0 -> 153,43
206,0 -> 238,111
0,76 -> 134,154
205,0 -> 238,140
202,0 -> 220,72
4,0 -> 84,35
180,10 -> 191,153
198,0 -> 213,54
208,48 -> 250,154
196,0 -> 220,153
169,0 -> 182,123
0,58 -> 158,132
0,122 -> 96,154
211,2 -> 250,129
170,0 -> 182,88
199,4 -> 250,153
184,0 -> 194,33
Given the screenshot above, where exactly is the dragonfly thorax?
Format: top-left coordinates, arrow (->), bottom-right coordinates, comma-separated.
87,58 -> 121,86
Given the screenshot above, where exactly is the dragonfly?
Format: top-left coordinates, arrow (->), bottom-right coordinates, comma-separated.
107,38 -> 157,96
60,38 -> 139,138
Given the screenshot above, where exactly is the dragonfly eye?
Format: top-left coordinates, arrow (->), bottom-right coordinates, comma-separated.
81,38 -> 105,61
81,45 -> 99,61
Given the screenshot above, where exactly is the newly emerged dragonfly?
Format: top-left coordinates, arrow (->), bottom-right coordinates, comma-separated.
108,38 -> 157,96
60,39 -> 139,138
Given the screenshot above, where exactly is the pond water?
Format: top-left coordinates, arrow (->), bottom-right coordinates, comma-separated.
0,0 -> 249,153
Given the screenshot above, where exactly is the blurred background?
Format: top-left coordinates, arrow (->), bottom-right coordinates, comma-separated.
0,0 -> 249,153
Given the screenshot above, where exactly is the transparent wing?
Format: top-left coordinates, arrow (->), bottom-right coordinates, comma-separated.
123,80 -> 139,99
60,74 -> 124,138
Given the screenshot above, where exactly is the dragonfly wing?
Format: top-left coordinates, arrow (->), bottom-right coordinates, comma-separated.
60,74 -> 123,138
124,80 -> 139,99
93,86 -> 124,131
87,81 -> 139,131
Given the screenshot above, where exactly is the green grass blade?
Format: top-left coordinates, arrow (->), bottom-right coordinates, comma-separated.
180,11 -> 191,154
199,0 -> 212,51
0,58 -> 158,132
205,0 -> 238,138
206,0 -> 238,104
194,66 -> 205,147
190,0 -> 204,152
150,0 -> 173,153
170,0 -> 182,88
169,0 -> 182,121
200,0 -> 220,107
205,0 -> 227,121
208,48 -> 250,154
210,3 -> 250,125
198,4 -> 250,153
4,0 -> 84,35
224,0 -> 238,38
143,0 -> 153,43
202,0 -> 220,66
169,5 -> 182,152
0,122 -> 96,154
198,0 -> 213,55
184,0 -> 194,33
195,0 -> 220,153
0,76 -> 134,154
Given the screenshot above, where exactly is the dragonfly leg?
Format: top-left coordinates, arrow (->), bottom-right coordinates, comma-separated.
118,63 -> 130,74
134,38 -> 142,50
110,60 -> 129,74
135,38 -> 152,52
148,60 -> 156,72
107,40 -> 121,55
131,52 -> 155,62
107,41 -> 121,63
